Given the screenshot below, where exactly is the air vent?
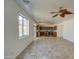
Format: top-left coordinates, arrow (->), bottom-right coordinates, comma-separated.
23,0 -> 30,4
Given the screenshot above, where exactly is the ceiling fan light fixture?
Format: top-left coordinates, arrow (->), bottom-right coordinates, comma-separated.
50,7 -> 73,18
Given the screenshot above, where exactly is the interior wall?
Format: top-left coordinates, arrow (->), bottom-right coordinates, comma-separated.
4,0 -> 35,59
58,19 -> 74,43
57,24 -> 63,38
62,19 -> 74,42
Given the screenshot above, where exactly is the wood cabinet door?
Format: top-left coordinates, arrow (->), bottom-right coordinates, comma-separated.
53,32 -> 57,37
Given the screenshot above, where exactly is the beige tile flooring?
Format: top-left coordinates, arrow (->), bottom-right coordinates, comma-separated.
17,37 -> 74,59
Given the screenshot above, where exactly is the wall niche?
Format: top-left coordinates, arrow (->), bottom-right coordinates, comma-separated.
36,25 -> 57,37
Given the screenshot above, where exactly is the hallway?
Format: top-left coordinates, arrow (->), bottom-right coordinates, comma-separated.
17,37 -> 74,59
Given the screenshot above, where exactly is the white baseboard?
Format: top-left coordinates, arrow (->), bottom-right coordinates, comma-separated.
4,56 -> 15,59
5,40 -> 34,59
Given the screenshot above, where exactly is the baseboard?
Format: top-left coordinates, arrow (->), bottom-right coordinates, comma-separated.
15,40 -> 34,59
62,37 -> 74,43
4,56 -> 15,59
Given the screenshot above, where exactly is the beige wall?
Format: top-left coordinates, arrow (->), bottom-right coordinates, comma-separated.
57,19 -> 74,43
62,19 -> 74,42
4,0 -> 35,59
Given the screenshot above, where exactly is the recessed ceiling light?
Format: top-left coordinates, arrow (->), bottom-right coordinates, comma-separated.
23,0 -> 30,4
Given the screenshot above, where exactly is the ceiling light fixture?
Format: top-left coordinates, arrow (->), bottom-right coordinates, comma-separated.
50,7 -> 73,18
23,0 -> 30,4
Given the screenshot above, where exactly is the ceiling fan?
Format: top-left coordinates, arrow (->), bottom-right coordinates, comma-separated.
50,7 -> 73,18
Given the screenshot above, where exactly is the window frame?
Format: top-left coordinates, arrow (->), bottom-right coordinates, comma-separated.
18,14 -> 29,39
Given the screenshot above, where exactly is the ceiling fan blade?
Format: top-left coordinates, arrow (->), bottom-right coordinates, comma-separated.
52,14 -> 58,17
66,11 -> 73,14
60,13 -> 65,18
59,7 -> 64,10
50,12 -> 57,14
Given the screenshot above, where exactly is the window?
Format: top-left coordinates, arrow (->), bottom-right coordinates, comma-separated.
18,15 -> 29,39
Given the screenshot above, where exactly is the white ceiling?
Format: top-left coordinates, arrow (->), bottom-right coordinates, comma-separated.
16,0 -> 74,24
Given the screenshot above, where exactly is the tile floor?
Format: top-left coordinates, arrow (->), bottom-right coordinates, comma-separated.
16,37 -> 74,59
